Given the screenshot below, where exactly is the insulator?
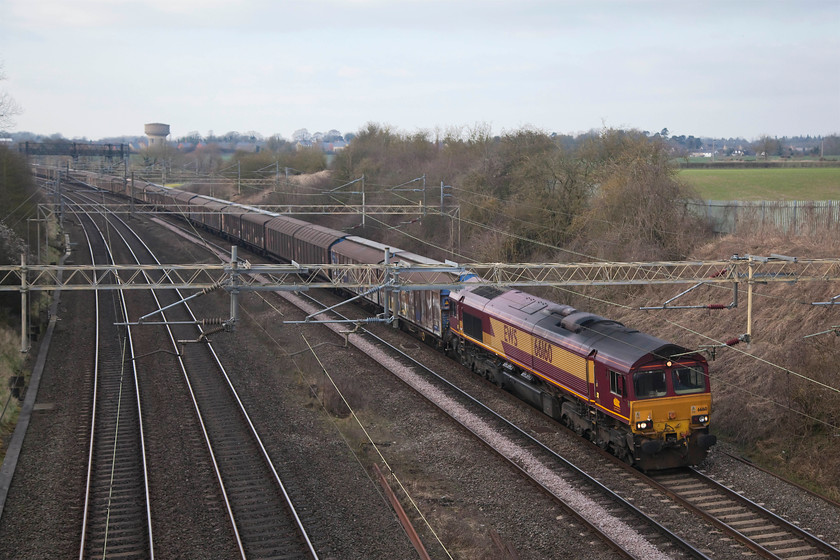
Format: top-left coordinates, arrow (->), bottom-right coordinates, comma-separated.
199,282 -> 224,295
724,337 -> 741,346
706,304 -> 726,309
201,318 -> 225,325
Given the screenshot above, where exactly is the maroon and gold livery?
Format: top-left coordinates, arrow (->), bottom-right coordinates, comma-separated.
447,284 -> 716,470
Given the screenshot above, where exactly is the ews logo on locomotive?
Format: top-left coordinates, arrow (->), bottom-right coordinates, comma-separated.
503,324 -> 518,346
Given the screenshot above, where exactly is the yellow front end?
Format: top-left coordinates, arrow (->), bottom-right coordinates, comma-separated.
631,394 -> 711,440
629,394 -> 715,469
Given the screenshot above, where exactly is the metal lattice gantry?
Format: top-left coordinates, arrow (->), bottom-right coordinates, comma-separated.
7,252 -> 840,352
19,142 -> 129,159
4,254 -> 840,292
469,256 -> 840,287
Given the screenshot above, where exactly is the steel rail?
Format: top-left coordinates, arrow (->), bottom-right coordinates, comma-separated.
648,468 -> 840,559
128,190 -> 714,558
74,200 -> 154,559
76,210 -> 101,560
90,194 -> 318,559
721,451 -> 840,509
87,198 -> 246,559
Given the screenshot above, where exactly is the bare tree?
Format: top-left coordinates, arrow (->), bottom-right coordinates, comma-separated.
292,128 -> 312,144
0,63 -> 22,133
573,128 -> 708,261
753,135 -> 781,159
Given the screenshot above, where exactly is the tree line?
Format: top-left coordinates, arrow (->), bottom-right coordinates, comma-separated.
327,124 -> 709,264
163,123 -> 713,264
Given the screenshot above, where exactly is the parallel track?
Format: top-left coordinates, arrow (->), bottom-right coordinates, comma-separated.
151,210 -> 710,558
535,401 -> 840,559
75,203 -> 153,559
294,282 -> 840,559
78,184 -> 840,559
74,189 -> 319,559
722,450 -> 840,510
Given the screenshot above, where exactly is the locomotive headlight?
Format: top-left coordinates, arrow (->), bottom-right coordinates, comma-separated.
635,421 -> 651,431
692,414 -> 709,425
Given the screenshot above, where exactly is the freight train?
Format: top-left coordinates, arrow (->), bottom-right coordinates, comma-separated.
64,169 -> 716,470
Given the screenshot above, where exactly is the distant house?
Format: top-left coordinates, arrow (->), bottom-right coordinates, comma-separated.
320,140 -> 348,153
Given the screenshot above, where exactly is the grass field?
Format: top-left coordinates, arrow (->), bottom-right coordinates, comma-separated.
679,167 -> 840,200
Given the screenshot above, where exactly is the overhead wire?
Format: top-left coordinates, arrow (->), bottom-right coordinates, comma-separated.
2,188 -> 47,228
417,184 -> 840,406
302,335 -> 454,559
449,181 -> 701,241
158,154 -> 840,441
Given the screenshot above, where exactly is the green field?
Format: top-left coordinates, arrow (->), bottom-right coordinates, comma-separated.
679,167 -> 840,200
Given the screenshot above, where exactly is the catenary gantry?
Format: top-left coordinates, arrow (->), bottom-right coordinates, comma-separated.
4,254 -> 840,292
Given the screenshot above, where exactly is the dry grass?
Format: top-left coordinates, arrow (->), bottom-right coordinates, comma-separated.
0,326 -> 24,461
432,511 -> 498,559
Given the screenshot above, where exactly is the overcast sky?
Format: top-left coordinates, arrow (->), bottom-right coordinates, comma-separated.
1,0 -> 838,141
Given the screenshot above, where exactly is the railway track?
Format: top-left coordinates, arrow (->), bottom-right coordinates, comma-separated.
289,284 -> 840,559
721,450 -> 840,512
150,211 -> 810,559
73,204 -> 153,559
520,396 -> 840,559
649,467 -> 840,559
146,215 -> 672,557
69,191 -> 319,558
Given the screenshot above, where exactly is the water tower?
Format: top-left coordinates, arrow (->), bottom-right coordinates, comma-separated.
144,122 -> 170,148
